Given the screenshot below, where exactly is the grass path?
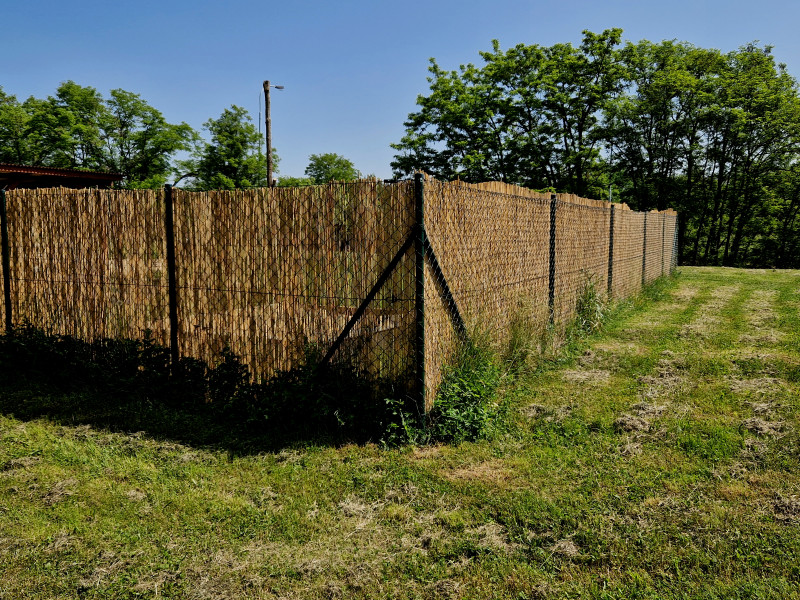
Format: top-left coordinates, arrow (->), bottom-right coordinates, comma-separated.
1,267 -> 799,599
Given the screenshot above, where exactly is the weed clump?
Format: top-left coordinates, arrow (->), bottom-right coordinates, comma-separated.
0,323 -> 408,450
428,336 -> 504,444
573,274 -> 610,336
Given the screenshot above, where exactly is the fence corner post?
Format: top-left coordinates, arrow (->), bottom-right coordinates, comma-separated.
164,184 -> 180,374
673,214 -> 680,273
661,212 -> 666,277
414,173 -> 426,414
0,188 -> 12,333
548,193 -> 557,322
607,203 -> 615,298
641,211 -> 648,288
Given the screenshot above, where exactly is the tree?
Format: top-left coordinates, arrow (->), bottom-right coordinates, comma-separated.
101,89 -> 196,188
304,153 -> 360,183
391,29 -> 625,195
0,82 -> 196,188
276,176 -> 314,187
185,105 -> 276,190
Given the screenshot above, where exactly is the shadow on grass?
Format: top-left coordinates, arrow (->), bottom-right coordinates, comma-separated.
0,325 -> 417,455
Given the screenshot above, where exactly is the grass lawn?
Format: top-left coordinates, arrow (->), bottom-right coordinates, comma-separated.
1,266 -> 799,599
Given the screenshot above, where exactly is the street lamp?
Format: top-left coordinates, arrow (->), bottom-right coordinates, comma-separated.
263,80 -> 284,187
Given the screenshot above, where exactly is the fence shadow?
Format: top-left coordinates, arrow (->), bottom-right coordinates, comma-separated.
0,326 -> 413,455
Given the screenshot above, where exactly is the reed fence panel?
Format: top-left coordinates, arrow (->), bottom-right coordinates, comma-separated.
3,180 -> 678,410
6,188 -> 168,343
610,209 -> 646,299
552,201 -> 610,325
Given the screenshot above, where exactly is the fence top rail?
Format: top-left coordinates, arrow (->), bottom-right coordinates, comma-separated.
5,179 -> 679,217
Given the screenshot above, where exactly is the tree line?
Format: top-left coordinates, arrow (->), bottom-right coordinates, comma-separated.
0,82 -> 360,190
391,29 -> 800,268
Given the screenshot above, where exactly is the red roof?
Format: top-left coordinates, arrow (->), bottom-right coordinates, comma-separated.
0,163 -> 123,190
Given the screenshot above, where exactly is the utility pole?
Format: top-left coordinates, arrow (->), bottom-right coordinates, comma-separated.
263,80 -> 284,187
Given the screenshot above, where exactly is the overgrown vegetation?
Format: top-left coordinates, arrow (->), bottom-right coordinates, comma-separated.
3,267 -> 799,598
393,29 -> 800,268
0,324 -> 412,451
1,267 -> 798,598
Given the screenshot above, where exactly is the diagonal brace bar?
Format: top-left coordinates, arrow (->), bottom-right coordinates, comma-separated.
424,237 -> 467,340
319,232 -> 415,367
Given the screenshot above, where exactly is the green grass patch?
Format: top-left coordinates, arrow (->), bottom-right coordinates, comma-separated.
2,268 -> 800,598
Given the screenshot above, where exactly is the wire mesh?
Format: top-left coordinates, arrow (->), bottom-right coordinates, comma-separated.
610,208 -> 645,299
422,179 -> 552,404
171,182 -> 416,387
6,187 -> 169,343
644,211 -> 665,284
3,181 -> 679,410
552,200 -> 611,326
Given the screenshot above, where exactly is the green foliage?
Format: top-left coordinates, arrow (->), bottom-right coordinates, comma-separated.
276,175 -> 315,187
573,273 -> 609,335
428,337 -> 505,444
0,82 -> 195,188
394,31 -> 800,267
304,152 -> 360,184
391,29 -> 625,195
183,105 -> 275,190
103,89 -> 196,189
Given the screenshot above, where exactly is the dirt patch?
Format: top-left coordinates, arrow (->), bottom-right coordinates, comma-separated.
638,353 -> 685,399
614,414 -> 651,433
562,369 -> 611,384
774,495 -> 800,524
577,348 -> 623,370
338,496 -> 381,519
44,531 -> 78,555
520,404 -> 548,419
631,402 -> 668,419
384,483 -> 419,503
593,341 -> 647,356
426,579 -> 460,599
727,377 -> 786,396
672,286 -> 700,302
126,489 -> 147,502
132,571 -> 180,594
747,401 -> 777,417
618,439 -> 643,456
739,332 -> 785,345
550,539 -> 580,557
78,550 -> 133,589
2,456 -> 40,470
740,437 -> 768,462
443,459 -> 515,486
742,417 -> 784,437
43,478 -> 78,506
411,445 -> 444,460
468,522 -> 518,553
520,404 -> 573,422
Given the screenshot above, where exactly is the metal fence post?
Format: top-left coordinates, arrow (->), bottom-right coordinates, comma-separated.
0,189 -> 12,332
661,213 -> 666,277
548,194 -> 557,321
414,173 -> 426,413
607,204 -> 615,298
672,214 -> 680,273
641,211 -> 648,287
164,184 -> 180,372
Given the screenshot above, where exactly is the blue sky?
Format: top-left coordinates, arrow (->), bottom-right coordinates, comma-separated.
3,0 -> 800,180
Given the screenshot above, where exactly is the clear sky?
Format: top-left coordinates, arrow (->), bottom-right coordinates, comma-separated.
3,0 -> 800,180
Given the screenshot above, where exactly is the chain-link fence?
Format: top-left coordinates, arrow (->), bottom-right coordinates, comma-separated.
1,178 -> 678,412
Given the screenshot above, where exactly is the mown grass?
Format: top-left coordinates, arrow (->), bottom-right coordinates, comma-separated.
1,267 -> 800,599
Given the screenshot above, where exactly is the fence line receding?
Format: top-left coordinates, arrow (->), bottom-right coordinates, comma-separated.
2,179 -> 678,411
